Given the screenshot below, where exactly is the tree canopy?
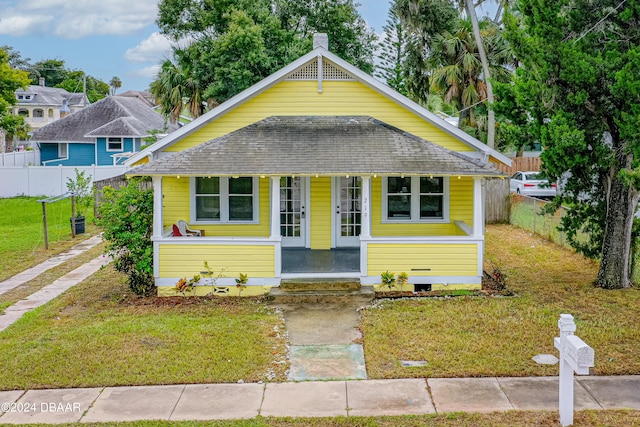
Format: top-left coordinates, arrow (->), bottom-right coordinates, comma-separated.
0,48 -> 30,144
503,0 -> 640,288
152,0 -> 376,118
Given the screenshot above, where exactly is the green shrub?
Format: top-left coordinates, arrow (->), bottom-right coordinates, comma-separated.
97,178 -> 155,296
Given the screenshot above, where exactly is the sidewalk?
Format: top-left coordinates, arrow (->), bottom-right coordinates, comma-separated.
0,375 -> 639,423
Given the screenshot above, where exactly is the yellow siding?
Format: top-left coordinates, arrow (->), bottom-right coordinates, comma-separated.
169,80 -> 472,153
310,177 -> 332,249
369,176 -> 475,236
162,177 -> 270,237
449,176 -> 474,226
367,243 -> 478,276
159,244 -> 275,278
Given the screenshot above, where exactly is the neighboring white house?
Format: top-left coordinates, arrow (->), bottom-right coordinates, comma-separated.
13,78 -> 90,132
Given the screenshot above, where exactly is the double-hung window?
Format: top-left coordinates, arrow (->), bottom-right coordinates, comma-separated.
58,143 -> 68,159
193,176 -> 258,223
383,176 -> 448,222
107,137 -> 123,151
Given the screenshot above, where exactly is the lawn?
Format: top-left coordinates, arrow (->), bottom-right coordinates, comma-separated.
1,223 -> 638,389
5,411 -> 640,426
361,224 -> 640,379
0,196 -> 99,282
0,265 -> 288,390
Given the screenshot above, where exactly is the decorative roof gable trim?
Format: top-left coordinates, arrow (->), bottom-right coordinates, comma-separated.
286,59 -> 355,81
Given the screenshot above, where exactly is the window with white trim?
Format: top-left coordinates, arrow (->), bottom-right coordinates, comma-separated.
383,176 -> 449,222
107,137 -> 123,151
58,143 -> 68,158
192,176 -> 258,223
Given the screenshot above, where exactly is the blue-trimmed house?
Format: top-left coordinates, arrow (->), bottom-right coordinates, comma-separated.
31,96 -> 177,166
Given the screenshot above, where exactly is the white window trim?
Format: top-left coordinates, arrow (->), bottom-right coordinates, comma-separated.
106,137 -> 124,152
190,176 -> 259,224
382,176 -> 450,223
58,143 -> 68,159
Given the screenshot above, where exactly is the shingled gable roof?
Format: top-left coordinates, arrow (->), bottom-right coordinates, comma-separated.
16,85 -> 88,108
127,116 -> 504,177
30,96 -> 175,143
124,46 -> 511,167
85,117 -> 153,138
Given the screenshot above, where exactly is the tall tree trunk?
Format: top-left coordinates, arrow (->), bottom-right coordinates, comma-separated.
596,153 -> 637,289
466,1 -> 495,149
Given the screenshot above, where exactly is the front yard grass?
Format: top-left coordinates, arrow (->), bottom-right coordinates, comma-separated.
6,410 -> 640,426
0,265 -> 288,390
362,224 -> 640,378
1,222 -> 638,392
0,196 -> 99,282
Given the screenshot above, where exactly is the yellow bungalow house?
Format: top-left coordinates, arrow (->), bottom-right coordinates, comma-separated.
126,34 -> 510,297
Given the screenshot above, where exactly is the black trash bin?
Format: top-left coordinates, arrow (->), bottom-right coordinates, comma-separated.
70,216 -> 86,234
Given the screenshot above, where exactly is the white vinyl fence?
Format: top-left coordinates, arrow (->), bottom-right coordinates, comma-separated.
0,165 -> 127,198
0,150 -> 40,166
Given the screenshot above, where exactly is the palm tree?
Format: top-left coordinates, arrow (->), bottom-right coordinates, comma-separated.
465,2 -> 495,147
109,76 -> 122,95
428,18 -> 512,141
400,0 -> 505,148
149,56 -> 210,123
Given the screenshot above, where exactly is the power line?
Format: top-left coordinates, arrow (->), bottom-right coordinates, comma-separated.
574,0 -> 626,43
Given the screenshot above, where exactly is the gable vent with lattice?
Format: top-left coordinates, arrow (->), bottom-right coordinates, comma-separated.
286,59 -> 355,81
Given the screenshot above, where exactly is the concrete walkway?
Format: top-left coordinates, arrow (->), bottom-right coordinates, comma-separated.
0,376 -> 639,424
0,235 -> 103,296
0,255 -> 112,332
0,235 -> 110,332
278,302 -> 367,381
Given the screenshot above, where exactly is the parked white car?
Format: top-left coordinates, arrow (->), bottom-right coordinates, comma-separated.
510,171 -> 557,199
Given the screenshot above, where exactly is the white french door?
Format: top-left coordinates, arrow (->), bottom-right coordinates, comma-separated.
334,176 -> 362,247
280,176 -> 307,247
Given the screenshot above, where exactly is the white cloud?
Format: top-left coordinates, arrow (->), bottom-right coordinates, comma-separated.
125,32 -> 195,63
124,32 -> 173,63
128,64 -> 161,78
0,14 -> 53,36
1,0 -> 159,38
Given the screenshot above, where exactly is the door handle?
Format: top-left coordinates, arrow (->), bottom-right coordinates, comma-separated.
301,206 -> 306,219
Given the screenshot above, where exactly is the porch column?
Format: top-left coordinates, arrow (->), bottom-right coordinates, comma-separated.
361,176 -> 371,238
270,176 -> 281,238
152,176 -> 163,239
360,175 -> 371,281
473,176 -> 483,237
270,176 -> 282,278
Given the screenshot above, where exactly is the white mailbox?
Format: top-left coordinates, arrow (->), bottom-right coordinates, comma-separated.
554,314 -> 594,427
554,334 -> 595,375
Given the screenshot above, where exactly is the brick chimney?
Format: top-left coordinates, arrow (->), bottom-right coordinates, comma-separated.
313,33 -> 329,50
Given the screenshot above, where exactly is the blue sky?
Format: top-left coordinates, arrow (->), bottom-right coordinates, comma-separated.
0,0 -> 394,92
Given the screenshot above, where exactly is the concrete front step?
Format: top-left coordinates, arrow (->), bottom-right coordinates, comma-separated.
280,279 -> 362,292
270,286 -> 375,304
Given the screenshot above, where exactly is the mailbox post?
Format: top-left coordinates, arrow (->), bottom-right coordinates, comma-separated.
554,314 -> 594,426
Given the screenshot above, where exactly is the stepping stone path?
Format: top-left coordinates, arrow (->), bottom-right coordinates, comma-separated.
277,301 -> 368,381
